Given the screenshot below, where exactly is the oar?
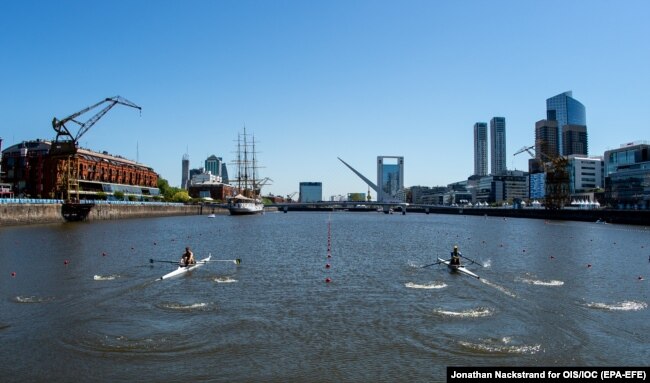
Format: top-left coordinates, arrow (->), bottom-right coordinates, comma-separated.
150,258 -> 180,265
421,260 -> 443,268
460,255 -> 482,266
206,259 -> 241,265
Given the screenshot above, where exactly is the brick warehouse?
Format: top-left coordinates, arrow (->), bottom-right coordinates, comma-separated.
1,139 -> 159,200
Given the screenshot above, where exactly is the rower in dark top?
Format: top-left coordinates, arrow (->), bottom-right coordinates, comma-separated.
450,245 -> 461,266
181,247 -> 195,267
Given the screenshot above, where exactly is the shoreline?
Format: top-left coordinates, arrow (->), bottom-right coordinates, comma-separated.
0,203 -> 207,226
274,204 -> 650,226
1,202 -> 647,227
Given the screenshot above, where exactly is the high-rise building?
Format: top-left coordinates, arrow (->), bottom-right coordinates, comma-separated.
490,117 -> 506,175
535,119 -> 559,161
205,155 -> 222,177
563,124 -> 588,156
473,122 -> 488,176
546,91 -> 586,155
181,153 -> 189,190
604,141 -> 650,209
377,156 -> 404,202
299,182 -> 322,203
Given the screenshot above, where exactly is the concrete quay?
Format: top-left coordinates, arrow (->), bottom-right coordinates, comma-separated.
0,202 -> 209,226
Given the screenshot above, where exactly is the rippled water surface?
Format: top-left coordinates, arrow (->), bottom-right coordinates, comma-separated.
1,212 -> 648,382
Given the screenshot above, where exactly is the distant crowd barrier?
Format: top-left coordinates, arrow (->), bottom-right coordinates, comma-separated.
0,198 -> 184,207
0,198 -> 64,204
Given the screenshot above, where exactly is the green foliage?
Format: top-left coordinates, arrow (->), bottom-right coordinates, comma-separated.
97,191 -> 107,200
157,176 -> 185,202
171,191 -> 190,203
262,197 -> 273,205
113,191 -> 125,200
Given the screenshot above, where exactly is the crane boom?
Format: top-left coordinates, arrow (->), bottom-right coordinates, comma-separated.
51,96 -> 141,149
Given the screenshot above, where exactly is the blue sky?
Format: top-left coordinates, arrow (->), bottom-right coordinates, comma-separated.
2,0 -> 649,199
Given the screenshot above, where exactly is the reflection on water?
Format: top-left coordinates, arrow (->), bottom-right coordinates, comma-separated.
0,213 -> 648,381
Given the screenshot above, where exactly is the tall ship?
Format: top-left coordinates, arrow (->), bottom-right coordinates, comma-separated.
228,128 -> 265,215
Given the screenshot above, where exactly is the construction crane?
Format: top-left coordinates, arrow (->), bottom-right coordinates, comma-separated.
514,144 -> 570,210
286,192 -> 297,202
50,96 -> 141,156
48,96 -> 142,202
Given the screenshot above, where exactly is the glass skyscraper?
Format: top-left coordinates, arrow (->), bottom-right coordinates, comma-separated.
299,182 -> 322,203
181,153 -> 189,189
377,156 -> 404,202
490,117 -> 506,175
546,91 -> 586,156
474,122 -> 488,176
205,155 -> 222,177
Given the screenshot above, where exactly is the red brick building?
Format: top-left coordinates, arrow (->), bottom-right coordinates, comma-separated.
1,139 -> 159,200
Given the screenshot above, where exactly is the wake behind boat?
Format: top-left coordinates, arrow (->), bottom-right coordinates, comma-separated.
159,255 -> 211,280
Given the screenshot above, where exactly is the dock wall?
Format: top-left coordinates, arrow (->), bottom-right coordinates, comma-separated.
0,203 -> 207,226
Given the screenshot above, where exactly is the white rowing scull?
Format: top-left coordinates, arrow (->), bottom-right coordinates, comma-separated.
159,255 -> 211,280
437,257 -> 480,279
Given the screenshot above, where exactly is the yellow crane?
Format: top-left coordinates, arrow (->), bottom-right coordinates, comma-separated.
514,145 -> 569,210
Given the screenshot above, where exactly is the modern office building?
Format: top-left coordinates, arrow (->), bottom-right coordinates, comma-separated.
475,170 -> 528,204
490,117 -> 506,175
181,153 -> 190,190
546,91 -> 586,156
563,125 -> 588,156
567,155 -> 603,194
529,173 -> 545,200
535,119 -> 559,161
299,182 -> 323,203
473,122 -> 488,176
377,156 -> 404,202
205,155 -> 221,178
205,155 -> 230,183
604,141 -> 650,209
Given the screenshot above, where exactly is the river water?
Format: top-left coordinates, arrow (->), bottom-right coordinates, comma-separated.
0,212 -> 648,382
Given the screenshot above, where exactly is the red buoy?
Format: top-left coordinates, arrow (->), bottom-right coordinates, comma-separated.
325,277 -> 331,283
64,260 -> 69,265
325,263 -> 331,269
11,272 -> 16,277
102,252 -> 106,256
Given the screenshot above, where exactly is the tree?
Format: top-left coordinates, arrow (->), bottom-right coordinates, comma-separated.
171,191 -> 190,203
157,176 -> 185,202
